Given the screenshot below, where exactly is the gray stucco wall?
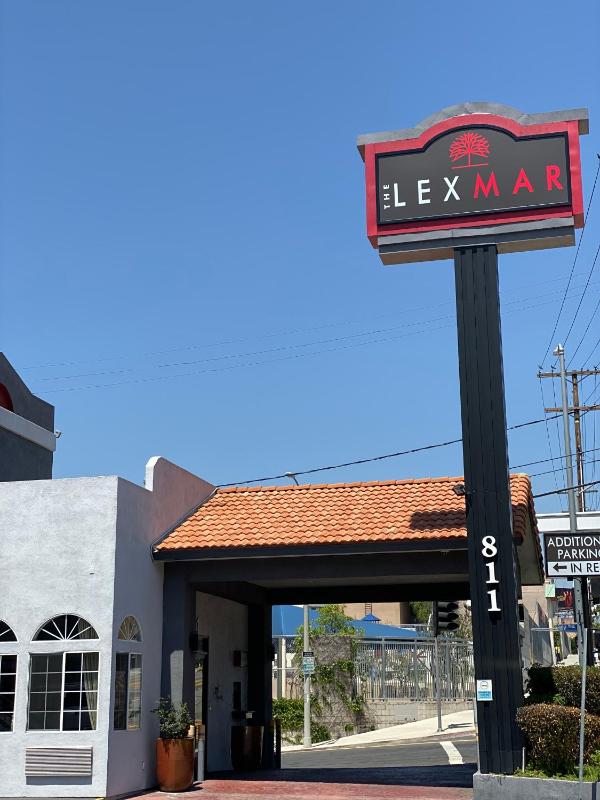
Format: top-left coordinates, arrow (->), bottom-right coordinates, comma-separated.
0,477 -> 119,798
106,458 -> 213,799
0,354 -> 55,481
196,592 -> 248,772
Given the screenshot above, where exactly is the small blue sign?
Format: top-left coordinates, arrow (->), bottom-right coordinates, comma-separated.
558,624 -> 578,633
476,679 -> 493,702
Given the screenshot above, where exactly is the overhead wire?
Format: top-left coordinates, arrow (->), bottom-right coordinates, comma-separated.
540,156 -> 600,365
566,243 -> 600,365
216,413 -> 562,487
533,478 -> 600,500
22,270 -> 598,375
34,285 -> 600,393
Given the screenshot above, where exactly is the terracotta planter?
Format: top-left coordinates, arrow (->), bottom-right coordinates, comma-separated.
156,737 -> 194,792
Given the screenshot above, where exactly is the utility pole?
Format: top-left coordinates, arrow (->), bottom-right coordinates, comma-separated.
303,605 -> 311,749
538,363 -> 600,665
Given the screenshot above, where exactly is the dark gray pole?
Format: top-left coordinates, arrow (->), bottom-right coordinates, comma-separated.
454,244 -> 523,774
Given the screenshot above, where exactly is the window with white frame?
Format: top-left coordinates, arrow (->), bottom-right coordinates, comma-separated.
34,614 -> 98,642
114,653 -> 142,730
0,655 -> 17,732
0,621 -> 17,642
28,652 -> 99,731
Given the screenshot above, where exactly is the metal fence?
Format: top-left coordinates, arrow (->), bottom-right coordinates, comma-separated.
272,636 -> 475,702
354,638 -> 475,702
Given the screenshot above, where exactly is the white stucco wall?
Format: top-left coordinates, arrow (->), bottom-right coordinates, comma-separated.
0,457 -> 214,800
196,592 -> 248,772
0,477 -> 119,798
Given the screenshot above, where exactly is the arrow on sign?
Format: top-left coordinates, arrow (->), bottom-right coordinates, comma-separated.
553,564 -> 568,572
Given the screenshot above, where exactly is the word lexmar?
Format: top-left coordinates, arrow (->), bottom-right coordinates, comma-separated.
382,164 -> 564,208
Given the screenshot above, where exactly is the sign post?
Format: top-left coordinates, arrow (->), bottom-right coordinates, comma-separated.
358,103 -> 588,775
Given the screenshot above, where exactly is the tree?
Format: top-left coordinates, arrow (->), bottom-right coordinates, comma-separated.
449,132 -> 490,168
293,605 -> 364,739
410,601 -> 432,625
310,604 -> 357,636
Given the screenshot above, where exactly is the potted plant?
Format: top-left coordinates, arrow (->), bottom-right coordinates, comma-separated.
153,698 -> 194,791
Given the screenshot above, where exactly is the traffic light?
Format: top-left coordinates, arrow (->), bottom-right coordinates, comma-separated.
433,601 -> 460,636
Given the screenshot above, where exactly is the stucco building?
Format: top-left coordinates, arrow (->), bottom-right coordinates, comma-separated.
0,355 -> 545,799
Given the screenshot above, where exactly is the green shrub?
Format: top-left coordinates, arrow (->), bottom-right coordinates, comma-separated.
517,704 -> 600,773
311,722 -> 330,743
526,665 -> 600,715
525,665 -> 556,702
272,697 -> 330,743
152,698 -> 192,739
553,667 -> 600,716
272,698 -> 304,731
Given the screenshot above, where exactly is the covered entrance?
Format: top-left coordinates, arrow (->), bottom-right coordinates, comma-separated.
154,474 -> 542,787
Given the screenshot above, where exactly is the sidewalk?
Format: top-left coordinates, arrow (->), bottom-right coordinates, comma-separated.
283,710 -> 476,751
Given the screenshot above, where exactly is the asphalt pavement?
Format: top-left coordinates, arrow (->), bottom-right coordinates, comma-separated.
283,738 -> 477,772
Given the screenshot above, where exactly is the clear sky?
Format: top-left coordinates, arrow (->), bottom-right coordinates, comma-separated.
1,1 -> 598,513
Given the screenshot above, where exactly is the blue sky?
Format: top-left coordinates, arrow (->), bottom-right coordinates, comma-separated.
1,1 -> 598,512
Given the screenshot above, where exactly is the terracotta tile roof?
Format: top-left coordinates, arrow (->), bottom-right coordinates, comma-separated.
155,474 -> 536,553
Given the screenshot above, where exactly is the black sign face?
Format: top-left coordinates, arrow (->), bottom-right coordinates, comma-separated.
544,532 -> 600,577
376,127 -> 571,225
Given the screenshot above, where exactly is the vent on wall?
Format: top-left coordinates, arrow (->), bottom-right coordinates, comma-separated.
25,747 -> 93,777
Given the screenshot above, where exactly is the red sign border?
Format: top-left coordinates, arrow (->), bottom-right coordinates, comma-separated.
363,114 -> 584,247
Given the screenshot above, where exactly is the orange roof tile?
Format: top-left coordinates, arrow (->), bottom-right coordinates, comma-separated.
156,474 -> 536,553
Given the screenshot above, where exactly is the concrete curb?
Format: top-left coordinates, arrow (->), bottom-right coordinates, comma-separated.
473,772 -> 599,799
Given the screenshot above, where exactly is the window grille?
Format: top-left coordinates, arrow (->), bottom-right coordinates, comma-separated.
117,616 -> 142,642
34,615 -> 98,641
114,653 -> 142,730
0,655 -> 17,732
28,652 -> 99,731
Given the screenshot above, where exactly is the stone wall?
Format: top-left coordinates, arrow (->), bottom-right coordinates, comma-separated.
311,635 -> 363,739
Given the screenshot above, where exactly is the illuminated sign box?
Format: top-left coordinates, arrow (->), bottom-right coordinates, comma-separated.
358,104 -> 588,264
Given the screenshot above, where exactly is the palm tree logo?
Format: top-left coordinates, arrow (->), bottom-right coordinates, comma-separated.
449,132 -> 490,169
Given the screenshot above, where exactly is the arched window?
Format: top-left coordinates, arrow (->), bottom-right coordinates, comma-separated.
117,616 -> 142,642
0,621 -> 16,642
33,615 -> 98,641
0,384 -> 13,412
115,617 -> 143,730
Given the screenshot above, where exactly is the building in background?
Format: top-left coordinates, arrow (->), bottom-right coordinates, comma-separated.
0,353 -> 56,481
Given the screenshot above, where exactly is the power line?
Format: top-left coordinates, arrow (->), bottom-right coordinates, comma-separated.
216,414 -> 561,487
35,288 -> 600,393
512,444 -> 600,471
533,478 -> 600,500
540,156 -> 600,365
569,296 -> 600,367
566,243 -> 600,364
22,270 -> 598,375
528,456 -> 600,479
565,244 -> 600,354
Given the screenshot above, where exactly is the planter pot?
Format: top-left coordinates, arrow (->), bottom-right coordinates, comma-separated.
156,737 -> 194,792
473,771 -> 600,800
